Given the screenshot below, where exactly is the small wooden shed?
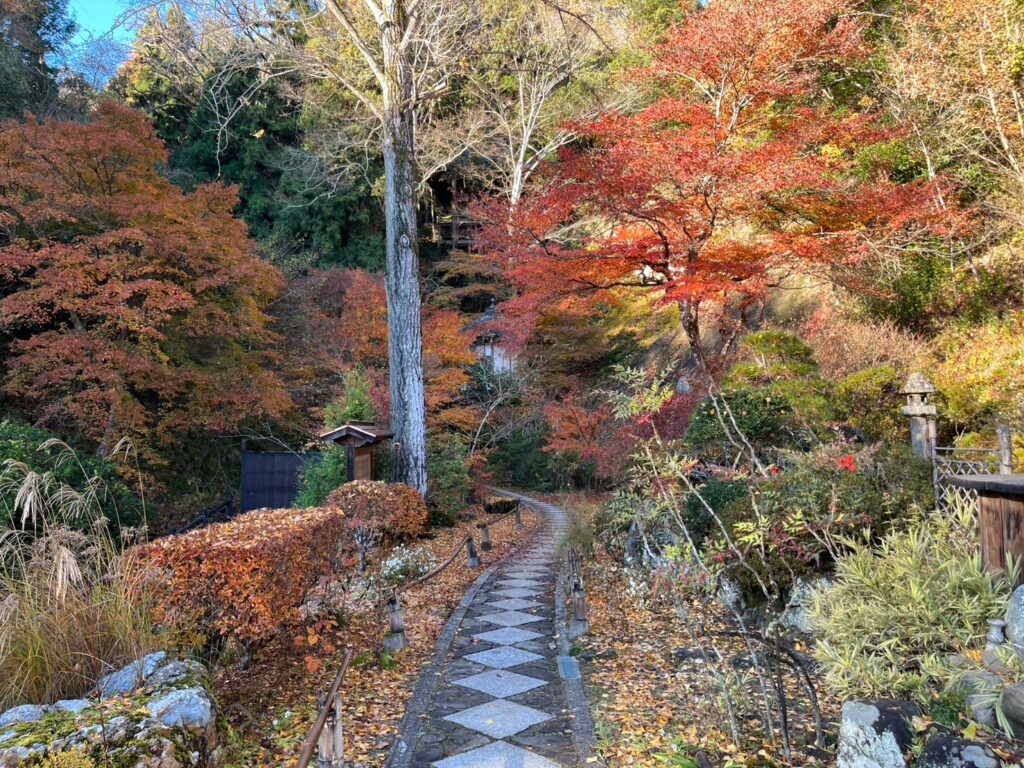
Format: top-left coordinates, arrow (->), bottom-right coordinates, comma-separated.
319,421 -> 393,483
948,473 -> 1024,585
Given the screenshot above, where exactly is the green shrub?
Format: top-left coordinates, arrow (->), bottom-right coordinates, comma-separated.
713,443 -> 934,599
427,432 -> 471,525
487,425 -> 559,490
0,419 -> 142,530
295,447 -> 346,508
835,365 -> 904,441
810,504 -> 1009,703
684,478 -> 746,544
684,386 -> 795,453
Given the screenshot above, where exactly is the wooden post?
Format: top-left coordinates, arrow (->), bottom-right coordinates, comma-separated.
345,441 -> 356,485
479,523 -> 492,551
316,687 -> 344,768
514,505 -> 523,530
572,579 -> 588,626
467,537 -> 481,568
383,593 -> 408,652
999,425 -> 1014,474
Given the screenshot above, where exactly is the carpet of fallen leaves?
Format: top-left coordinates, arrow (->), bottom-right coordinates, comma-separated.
577,547 -> 839,768
217,506 -> 540,767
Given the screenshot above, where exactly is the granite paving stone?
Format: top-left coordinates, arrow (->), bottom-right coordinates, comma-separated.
454,669 -> 547,698
487,598 -> 544,611
480,610 -> 545,627
473,626 -> 544,645
432,740 -> 563,768
492,588 -> 542,598
398,490 -> 588,768
442,699 -> 552,738
465,647 -> 543,669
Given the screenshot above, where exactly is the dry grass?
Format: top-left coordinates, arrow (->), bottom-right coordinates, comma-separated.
0,443 -> 159,708
801,301 -> 930,380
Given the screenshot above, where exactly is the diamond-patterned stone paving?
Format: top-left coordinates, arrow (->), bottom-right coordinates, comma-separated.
398,495 -> 579,767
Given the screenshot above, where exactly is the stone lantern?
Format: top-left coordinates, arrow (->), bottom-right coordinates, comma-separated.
901,372 -> 937,460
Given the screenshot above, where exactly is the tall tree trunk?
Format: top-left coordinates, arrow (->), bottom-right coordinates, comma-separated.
381,0 -> 428,494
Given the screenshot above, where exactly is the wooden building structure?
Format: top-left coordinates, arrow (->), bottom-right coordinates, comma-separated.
948,473 -> 1024,585
319,421 -> 393,483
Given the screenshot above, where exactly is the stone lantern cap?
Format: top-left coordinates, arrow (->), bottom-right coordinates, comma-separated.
901,372 -> 936,396
901,372 -> 937,417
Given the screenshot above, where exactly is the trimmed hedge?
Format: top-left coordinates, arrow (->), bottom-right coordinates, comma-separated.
324,481 -> 428,541
139,505 -> 347,645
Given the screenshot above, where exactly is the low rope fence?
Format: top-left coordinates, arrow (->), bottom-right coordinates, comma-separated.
476,504 -> 524,551
298,497 -> 527,766
380,499 -> 524,651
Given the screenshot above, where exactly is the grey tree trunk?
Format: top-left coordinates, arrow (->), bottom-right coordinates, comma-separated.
381,0 -> 428,495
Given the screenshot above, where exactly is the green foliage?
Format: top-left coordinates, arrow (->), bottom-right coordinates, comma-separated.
0,419 -> 143,530
297,368 -> 378,508
684,387 -> 795,452
835,365 -> 904,440
684,479 -> 747,544
811,505 -> 1010,703
111,10 -> 386,271
0,0 -> 76,119
933,310 -> 1024,428
426,432 -> 471,525
324,367 -> 376,427
736,330 -> 818,379
294,447 -> 346,509
717,443 -> 934,599
487,424 -> 560,490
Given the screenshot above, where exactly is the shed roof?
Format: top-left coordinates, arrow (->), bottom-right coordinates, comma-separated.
946,473 -> 1024,496
319,421 -> 394,446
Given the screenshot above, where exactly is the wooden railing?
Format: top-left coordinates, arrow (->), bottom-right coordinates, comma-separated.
476,503 -> 524,551
381,533 -> 481,652
298,499 -> 526,765
296,647 -> 354,768
567,546 -> 589,636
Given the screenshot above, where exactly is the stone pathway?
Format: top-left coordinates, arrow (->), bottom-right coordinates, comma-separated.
391,494 -> 588,768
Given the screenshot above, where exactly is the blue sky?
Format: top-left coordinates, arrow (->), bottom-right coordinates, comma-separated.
70,0 -> 134,43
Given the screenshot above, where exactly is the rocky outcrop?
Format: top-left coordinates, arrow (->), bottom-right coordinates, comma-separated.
918,731 -> 998,768
837,699 -> 921,768
0,654 -> 220,766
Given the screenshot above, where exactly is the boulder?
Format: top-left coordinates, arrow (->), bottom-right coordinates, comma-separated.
145,660 -> 207,689
97,651 -> 167,698
146,688 -> 214,731
779,577 -> 831,633
918,731 -> 998,768
837,699 -> 920,768
1005,585 -> 1024,649
0,706 -> 45,728
0,654 -> 218,766
1001,682 -> 1024,738
52,699 -> 91,715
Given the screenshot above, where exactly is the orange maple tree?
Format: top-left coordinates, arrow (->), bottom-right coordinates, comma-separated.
0,102 -> 290,463
332,269 -> 478,431
477,0 -> 962,371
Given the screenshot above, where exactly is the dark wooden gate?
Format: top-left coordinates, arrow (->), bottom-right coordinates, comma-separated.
240,443 -> 318,512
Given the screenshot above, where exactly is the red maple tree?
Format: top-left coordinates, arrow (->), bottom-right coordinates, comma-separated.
477,0 -> 961,371
0,101 -> 291,463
